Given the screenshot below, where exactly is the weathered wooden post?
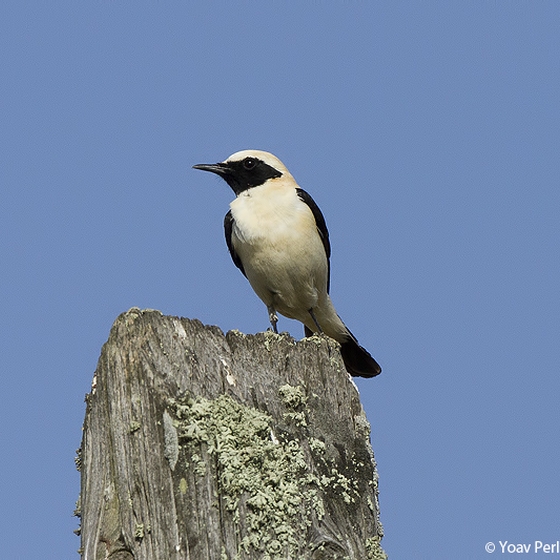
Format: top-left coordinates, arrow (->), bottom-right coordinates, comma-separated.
77,307 -> 386,559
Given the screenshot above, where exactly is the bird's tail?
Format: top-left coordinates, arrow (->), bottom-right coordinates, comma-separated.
339,335 -> 382,378
304,325 -> 381,378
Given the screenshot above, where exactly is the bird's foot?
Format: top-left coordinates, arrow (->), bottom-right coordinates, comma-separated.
267,306 -> 279,334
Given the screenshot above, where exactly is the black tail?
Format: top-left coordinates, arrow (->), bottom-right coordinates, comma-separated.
304,326 -> 381,378
340,337 -> 382,378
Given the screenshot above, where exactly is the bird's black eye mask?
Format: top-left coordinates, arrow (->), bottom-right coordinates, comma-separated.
224,157 -> 283,193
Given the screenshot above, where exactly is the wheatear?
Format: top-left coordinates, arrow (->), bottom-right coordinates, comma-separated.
193,150 -> 381,378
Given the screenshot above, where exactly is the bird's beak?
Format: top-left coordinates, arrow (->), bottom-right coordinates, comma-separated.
192,162 -> 231,177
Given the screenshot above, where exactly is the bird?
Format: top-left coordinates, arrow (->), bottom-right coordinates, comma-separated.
193,150 -> 381,378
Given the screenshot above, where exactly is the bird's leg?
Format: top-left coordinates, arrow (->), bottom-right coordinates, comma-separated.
267,305 -> 279,334
308,308 -> 323,333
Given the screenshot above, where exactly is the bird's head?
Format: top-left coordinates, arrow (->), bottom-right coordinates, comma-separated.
193,150 -> 294,195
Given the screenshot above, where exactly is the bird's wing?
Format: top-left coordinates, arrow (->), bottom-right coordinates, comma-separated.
224,210 -> 247,277
296,188 -> 331,292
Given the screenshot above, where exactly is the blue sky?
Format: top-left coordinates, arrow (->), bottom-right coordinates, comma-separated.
1,2 -> 559,558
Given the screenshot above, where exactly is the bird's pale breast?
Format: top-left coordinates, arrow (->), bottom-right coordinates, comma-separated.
229,183 -> 328,318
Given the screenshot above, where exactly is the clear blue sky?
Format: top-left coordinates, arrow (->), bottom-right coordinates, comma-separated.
1,2 -> 559,558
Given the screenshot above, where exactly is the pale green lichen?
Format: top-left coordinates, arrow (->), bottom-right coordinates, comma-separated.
179,478 -> 188,494
261,330 -> 295,352
262,330 -> 276,351
279,384 -> 308,427
283,410 -> 307,427
135,523 -> 145,540
366,536 -> 388,560
308,437 -> 326,454
170,393 -> 322,558
305,333 -> 325,347
169,391 -> 384,559
278,384 -> 307,408
354,411 -> 372,439
190,452 -> 207,476
73,494 -> 82,537
134,522 -> 152,541
129,421 -> 141,434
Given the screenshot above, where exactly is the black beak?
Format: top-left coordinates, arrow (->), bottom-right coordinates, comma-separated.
192,162 -> 231,177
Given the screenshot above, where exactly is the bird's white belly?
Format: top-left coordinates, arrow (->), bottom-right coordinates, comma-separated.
230,188 -> 328,320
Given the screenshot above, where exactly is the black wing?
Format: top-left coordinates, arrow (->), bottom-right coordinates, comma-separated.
224,210 -> 247,277
296,188 -> 331,292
